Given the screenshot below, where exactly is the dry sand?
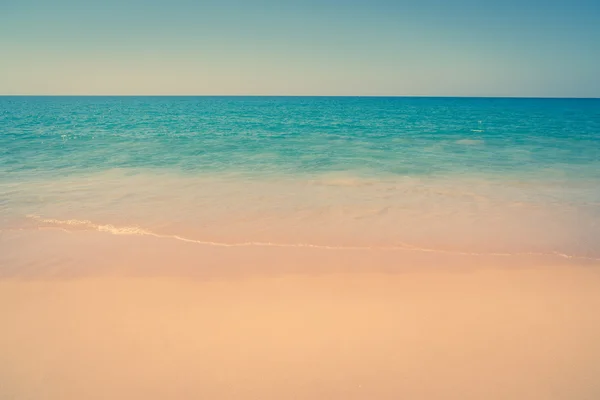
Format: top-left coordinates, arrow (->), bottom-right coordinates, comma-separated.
2,262 -> 600,399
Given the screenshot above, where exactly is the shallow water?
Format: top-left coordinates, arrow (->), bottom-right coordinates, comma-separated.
1,96 -> 600,268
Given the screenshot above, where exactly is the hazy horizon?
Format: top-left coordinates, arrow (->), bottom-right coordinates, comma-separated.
1,95 -> 600,98
1,0 -> 599,97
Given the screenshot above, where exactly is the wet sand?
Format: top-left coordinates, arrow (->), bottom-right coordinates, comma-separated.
2,260 -> 600,400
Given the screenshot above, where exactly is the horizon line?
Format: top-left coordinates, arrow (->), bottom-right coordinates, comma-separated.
1,95 -> 599,99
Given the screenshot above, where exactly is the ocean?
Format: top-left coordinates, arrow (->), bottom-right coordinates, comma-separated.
1,96 -> 600,273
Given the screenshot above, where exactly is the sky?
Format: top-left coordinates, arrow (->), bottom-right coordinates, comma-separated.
1,0 -> 599,96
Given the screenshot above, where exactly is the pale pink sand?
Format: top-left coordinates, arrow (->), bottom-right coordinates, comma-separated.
2,264 -> 600,400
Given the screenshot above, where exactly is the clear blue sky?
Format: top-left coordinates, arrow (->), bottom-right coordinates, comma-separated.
1,0 -> 598,96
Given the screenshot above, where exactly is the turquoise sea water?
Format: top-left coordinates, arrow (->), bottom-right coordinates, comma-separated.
1,96 -> 600,263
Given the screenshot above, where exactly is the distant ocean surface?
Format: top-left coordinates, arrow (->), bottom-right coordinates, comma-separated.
1,96 -> 600,268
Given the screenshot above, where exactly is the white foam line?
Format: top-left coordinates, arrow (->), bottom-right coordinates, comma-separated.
24,215 -> 600,262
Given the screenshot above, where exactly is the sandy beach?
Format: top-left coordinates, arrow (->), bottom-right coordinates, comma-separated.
2,245 -> 600,399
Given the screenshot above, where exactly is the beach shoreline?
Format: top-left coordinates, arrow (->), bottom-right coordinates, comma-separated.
2,96 -> 599,399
